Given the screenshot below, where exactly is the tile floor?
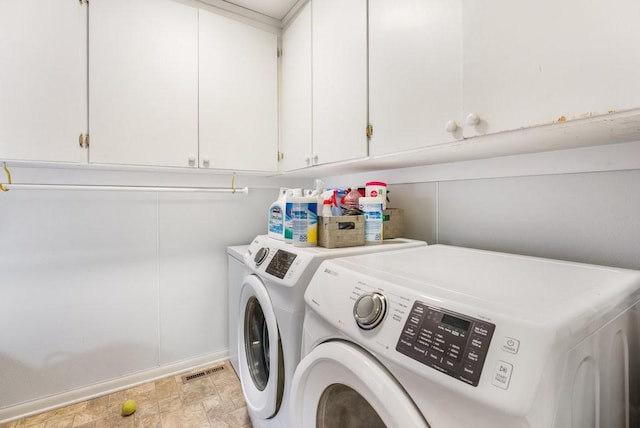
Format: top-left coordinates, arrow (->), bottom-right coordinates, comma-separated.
1,361 -> 251,428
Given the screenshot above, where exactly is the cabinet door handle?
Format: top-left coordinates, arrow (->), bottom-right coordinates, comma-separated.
312,154 -> 319,165
445,120 -> 458,133
202,157 -> 210,168
305,156 -> 311,166
465,112 -> 481,126
188,156 -> 196,167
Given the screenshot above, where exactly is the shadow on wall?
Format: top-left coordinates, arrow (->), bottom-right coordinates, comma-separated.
0,343 -> 158,412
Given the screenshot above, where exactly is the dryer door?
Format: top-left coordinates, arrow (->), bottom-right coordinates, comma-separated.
290,341 -> 429,428
238,274 -> 284,419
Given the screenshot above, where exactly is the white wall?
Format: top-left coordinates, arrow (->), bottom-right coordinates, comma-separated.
387,169 -> 640,270
322,140 -> 640,270
0,185 -> 277,420
436,169 -> 640,269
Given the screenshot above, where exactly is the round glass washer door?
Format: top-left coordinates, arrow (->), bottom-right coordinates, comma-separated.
290,341 -> 429,428
238,274 -> 284,419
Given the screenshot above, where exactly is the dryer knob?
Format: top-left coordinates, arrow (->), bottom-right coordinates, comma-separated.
254,247 -> 269,266
353,292 -> 387,330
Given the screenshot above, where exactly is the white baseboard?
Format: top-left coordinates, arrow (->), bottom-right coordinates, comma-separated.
0,350 -> 229,424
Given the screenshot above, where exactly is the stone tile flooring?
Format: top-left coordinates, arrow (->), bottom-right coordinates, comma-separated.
1,361 -> 251,428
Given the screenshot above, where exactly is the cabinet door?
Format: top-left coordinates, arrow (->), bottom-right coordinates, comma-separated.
369,0 -> 462,156
463,0 -> 640,137
89,0 -> 198,168
0,0 -> 87,163
312,0 -> 368,166
199,9 -> 278,172
280,2 -> 312,172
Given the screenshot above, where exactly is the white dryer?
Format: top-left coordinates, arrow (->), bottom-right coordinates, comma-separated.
291,245 -> 640,427
237,235 -> 426,428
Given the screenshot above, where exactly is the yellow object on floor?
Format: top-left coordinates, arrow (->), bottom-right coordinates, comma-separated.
121,399 -> 137,416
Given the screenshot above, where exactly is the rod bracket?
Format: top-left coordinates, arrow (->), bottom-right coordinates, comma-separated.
0,163 -> 12,192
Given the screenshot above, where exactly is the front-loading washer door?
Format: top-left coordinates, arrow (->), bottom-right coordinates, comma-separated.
290,341 -> 429,428
238,274 -> 284,420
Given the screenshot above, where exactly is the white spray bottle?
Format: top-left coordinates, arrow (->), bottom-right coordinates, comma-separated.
267,188 -> 288,240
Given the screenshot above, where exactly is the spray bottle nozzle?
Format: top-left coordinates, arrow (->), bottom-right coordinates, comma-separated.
331,189 -> 339,207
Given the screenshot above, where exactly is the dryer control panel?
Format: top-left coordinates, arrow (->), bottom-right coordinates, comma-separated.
265,249 -> 297,279
396,301 -> 495,386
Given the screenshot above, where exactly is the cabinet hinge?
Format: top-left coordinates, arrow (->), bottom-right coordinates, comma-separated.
78,133 -> 90,148
278,151 -> 284,161
366,124 -> 373,138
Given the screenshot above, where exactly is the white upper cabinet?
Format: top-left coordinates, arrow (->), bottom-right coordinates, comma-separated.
281,0 -> 368,172
89,0 -> 199,168
312,0 -> 368,166
280,2 -> 312,172
0,0 -> 87,164
463,0 -> 640,137
199,9 -> 278,172
369,0 -> 462,156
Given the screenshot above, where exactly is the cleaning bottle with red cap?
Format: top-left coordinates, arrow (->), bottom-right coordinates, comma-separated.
365,181 -> 387,209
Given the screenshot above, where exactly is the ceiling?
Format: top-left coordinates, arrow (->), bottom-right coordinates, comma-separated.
223,0 -> 299,20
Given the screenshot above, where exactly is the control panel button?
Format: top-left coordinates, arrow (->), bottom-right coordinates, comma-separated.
470,337 -> 486,350
492,361 -> 513,390
427,352 -> 442,363
466,350 -> 479,363
408,314 -> 422,326
413,344 -> 428,355
473,324 -> 490,337
462,363 -> 477,377
403,325 -> 418,337
446,347 -> 460,360
501,337 -> 520,354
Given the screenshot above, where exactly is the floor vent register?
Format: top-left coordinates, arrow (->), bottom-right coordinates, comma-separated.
181,365 -> 225,384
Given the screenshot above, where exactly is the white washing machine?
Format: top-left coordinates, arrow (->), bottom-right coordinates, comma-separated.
290,245 -> 640,427
227,244 -> 249,374
237,235 -> 427,428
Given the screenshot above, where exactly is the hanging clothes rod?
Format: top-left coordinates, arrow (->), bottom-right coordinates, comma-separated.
0,183 -> 249,193
0,163 -> 247,194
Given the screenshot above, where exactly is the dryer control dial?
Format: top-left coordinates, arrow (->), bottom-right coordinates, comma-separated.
353,292 -> 387,330
254,247 -> 269,266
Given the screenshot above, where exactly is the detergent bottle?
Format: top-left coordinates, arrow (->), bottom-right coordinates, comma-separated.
267,188 -> 287,240
284,188 -> 302,243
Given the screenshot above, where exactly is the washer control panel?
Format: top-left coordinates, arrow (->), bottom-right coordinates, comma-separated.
396,301 -> 495,387
264,249 -> 298,279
